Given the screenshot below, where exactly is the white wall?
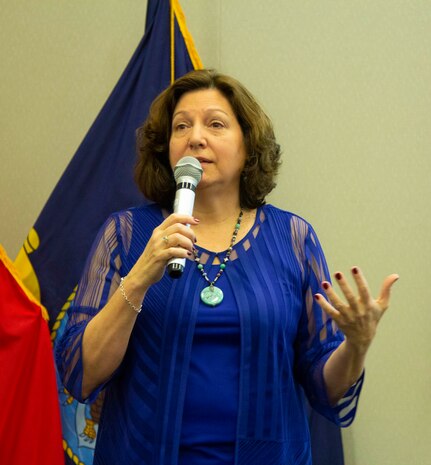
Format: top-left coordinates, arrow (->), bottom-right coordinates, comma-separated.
1,1 -> 430,464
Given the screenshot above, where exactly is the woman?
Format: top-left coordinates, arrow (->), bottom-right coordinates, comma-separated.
56,69 -> 398,465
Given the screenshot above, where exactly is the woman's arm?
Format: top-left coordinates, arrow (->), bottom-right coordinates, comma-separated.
316,267 -> 399,405
79,213 -> 199,399
81,275 -> 146,399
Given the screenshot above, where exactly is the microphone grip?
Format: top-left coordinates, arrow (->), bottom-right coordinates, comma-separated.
167,259 -> 186,279
167,186 -> 196,279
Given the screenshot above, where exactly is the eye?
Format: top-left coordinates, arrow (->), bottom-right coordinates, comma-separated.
173,122 -> 189,132
209,120 -> 225,129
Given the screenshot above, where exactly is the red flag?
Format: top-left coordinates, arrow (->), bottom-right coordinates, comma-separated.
0,245 -> 64,465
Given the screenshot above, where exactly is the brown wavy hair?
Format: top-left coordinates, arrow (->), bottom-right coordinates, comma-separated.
135,69 -> 281,209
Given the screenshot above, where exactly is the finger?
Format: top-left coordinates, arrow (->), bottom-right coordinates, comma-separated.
172,222 -> 198,239
333,271 -> 357,310
321,281 -> 347,313
377,274 -> 399,311
160,223 -> 197,246
157,240 -> 194,262
351,266 -> 372,305
314,293 -> 341,320
162,213 -> 200,228
162,231 -> 195,252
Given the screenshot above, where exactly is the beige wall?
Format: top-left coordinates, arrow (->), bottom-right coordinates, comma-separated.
1,1 -> 430,464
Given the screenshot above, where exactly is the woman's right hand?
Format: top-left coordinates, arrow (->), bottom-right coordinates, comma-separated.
127,213 -> 199,291
81,213 -> 199,399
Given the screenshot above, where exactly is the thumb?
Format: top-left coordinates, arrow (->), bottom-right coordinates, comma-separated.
378,274 -> 399,311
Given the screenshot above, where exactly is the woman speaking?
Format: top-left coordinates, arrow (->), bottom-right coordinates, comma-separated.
57,69 -> 398,465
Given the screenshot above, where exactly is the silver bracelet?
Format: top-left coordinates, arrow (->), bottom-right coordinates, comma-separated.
119,277 -> 142,314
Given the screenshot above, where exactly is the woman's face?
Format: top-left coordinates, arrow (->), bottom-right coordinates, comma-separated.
169,88 -> 247,194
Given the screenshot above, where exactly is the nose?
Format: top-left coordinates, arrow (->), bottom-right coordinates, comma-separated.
188,124 -> 207,150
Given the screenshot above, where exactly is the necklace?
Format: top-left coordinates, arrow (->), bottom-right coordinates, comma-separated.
194,210 -> 243,307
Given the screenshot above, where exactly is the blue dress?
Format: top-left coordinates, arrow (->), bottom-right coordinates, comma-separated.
56,204 -> 363,465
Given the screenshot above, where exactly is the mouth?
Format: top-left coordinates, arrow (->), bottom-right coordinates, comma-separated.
196,157 -> 212,165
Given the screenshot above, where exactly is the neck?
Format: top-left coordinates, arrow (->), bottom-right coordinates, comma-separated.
193,196 -> 241,226
193,181 -> 242,219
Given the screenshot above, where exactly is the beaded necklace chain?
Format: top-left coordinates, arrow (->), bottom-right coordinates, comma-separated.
194,210 -> 243,307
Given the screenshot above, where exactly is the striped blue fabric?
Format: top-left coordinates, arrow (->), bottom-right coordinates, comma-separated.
57,203 -> 362,465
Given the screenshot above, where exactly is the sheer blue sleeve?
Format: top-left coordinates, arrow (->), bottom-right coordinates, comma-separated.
291,216 -> 364,427
55,211 -> 133,403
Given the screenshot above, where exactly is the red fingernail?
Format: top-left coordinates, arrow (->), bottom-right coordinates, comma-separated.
335,272 -> 342,280
322,282 -> 330,290
352,267 -> 359,275
314,294 -> 320,301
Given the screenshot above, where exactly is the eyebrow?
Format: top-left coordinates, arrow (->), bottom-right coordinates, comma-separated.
172,108 -> 231,119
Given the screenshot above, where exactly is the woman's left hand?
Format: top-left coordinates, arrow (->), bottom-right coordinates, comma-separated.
315,267 -> 399,353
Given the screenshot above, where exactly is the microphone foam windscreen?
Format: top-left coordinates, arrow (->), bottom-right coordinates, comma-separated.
174,156 -> 203,183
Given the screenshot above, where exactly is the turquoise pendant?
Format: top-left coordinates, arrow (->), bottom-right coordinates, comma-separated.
200,285 -> 224,306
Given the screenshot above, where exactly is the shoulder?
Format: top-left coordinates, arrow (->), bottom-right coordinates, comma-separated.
262,204 -> 314,232
261,204 -> 323,255
109,203 -> 164,229
110,202 -> 162,220
96,203 -> 163,249
262,206 -> 327,277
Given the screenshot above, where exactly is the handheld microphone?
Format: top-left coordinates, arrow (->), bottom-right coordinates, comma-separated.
167,156 -> 203,278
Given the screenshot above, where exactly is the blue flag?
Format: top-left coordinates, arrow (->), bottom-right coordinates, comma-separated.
14,1 -> 202,464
